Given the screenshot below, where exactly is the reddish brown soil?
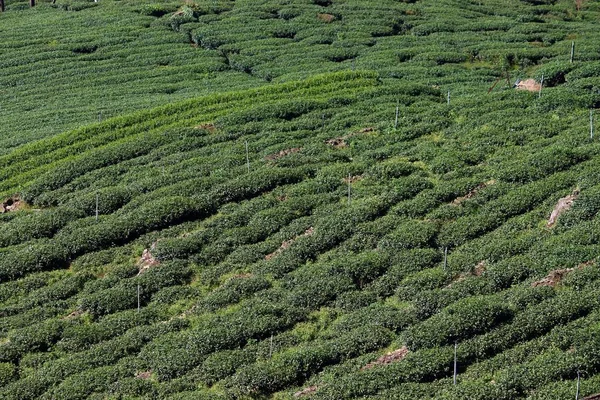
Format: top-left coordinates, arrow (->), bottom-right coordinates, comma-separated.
584,394 -> 600,400
265,147 -> 301,161
451,181 -> 495,206
265,227 -> 315,260
532,259 -> 594,288
137,242 -> 160,275
326,137 -> 347,148
230,273 -> 252,280
135,371 -> 152,380
515,79 -> 541,92
317,13 -> 335,23
361,346 -> 409,370
194,123 -> 217,133
0,196 -> 25,213
294,385 -> 318,397
62,309 -> 84,320
547,190 -> 579,227
473,261 -> 486,276
532,268 -> 574,287
342,175 -> 363,184
326,127 -> 376,149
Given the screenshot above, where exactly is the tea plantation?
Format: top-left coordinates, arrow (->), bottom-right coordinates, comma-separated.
1,0 -> 600,398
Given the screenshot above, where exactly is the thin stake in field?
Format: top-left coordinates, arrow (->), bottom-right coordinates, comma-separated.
447,90 -> 450,105
245,141 -> 250,173
394,100 -> 399,129
571,41 -> 575,63
453,342 -> 458,385
98,112 -> 102,123
347,173 -> 352,206
538,75 -> 544,98
95,193 -> 99,221
444,247 -> 448,271
1,0 -> 5,13
576,370 -> 580,400
592,109 -> 595,139
269,334 -> 274,358
137,285 -> 141,312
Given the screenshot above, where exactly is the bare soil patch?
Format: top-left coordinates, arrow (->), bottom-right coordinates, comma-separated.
265,147 -> 301,161
547,190 -> 579,227
446,261 -> 486,289
342,175 -> 363,184
137,242 -> 160,275
532,260 -> 595,288
194,123 -> 217,133
451,180 -> 495,206
0,196 -> 25,213
515,79 -> 541,92
62,309 -> 84,320
317,13 -> 335,23
361,346 -> 409,370
265,227 -> 314,260
326,137 -> 347,148
294,385 -> 318,398
135,371 -> 152,380
473,260 -> 486,276
532,268 -> 574,287
326,127 -> 376,149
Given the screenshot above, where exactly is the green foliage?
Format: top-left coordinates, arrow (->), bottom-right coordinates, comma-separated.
1,0 -> 600,398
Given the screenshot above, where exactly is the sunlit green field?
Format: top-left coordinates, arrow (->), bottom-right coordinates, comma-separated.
1,0 -> 600,398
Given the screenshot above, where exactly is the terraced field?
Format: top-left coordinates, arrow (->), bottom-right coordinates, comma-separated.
1,0 -> 600,399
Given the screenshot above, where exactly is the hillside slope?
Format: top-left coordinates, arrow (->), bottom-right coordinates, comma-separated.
1,0 -> 600,399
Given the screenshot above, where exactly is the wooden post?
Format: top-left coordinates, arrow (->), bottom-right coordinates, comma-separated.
576,370 -> 580,400
394,100 -> 399,129
570,41 -> 575,63
591,109 -> 595,139
453,342 -> 458,385
444,247 -> 448,271
347,173 -> 351,205
30,0 -> 35,7
1,0 -> 5,13
539,75 -> 544,98
245,141 -> 250,173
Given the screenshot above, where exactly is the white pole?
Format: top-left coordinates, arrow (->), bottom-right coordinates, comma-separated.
539,75 -> 544,98
447,90 -> 450,105
453,342 -> 458,385
347,173 -> 351,205
591,109 -> 594,140
245,141 -> 250,173
576,370 -> 580,400
394,100 -> 399,129
444,247 -> 448,271
570,41 -> 575,63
